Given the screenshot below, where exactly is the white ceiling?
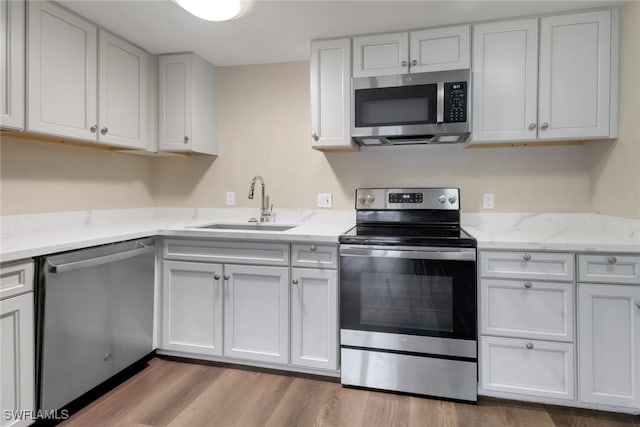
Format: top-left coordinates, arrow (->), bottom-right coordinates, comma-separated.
61,0 -> 622,67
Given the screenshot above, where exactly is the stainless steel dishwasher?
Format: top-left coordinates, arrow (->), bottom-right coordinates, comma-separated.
35,238 -> 155,411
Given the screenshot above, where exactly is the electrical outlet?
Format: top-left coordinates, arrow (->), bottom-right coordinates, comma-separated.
317,193 -> 333,208
226,192 -> 235,206
483,193 -> 495,210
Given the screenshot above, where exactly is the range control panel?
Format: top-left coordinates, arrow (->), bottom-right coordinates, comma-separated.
388,192 -> 423,204
356,188 -> 460,210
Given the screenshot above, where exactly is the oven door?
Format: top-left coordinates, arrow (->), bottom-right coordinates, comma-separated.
340,245 -> 476,342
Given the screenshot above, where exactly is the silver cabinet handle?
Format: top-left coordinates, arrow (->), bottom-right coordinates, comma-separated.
310,245 -> 317,251
608,256 -> 618,264
523,254 -> 531,261
524,282 -> 533,289
401,60 -> 408,67
184,136 -> 190,144
636,302 -> 640,310
528,123 -> 537,130
214,274 -> 221,280
292,279 -> 299,285
312,133 -> 319,142
104,352 -> 112,362
100,127 -> 108,135
526,342 -> 534,350
540,123 -> 549,130
411,59 -> 418,66
224,275 -> 230,280
90,125 -> 97,133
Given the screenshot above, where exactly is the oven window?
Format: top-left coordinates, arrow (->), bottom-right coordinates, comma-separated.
359,273 -> 453,333
354,85 -> 437,127
340,256 -> 476,340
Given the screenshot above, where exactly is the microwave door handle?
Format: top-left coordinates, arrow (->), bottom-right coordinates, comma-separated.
436,82 -> 445,124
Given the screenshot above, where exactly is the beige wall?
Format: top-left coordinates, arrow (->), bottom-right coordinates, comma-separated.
154,61 -> 592,213
0,136 -> 155,214
589,1 -> 640,219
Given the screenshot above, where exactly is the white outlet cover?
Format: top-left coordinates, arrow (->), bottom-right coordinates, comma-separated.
317,193 -> 333,208
483,193 -> 495,210
226,192 -> 235,206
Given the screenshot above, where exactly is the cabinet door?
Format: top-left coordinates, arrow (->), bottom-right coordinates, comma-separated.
310,39 -> 356,151
158,54 -> 192,151
98,30 -> 147,149
224,265 -> 289,364
0,293 -> 34,427
353,32 -> 408,77
27,1 -> 97,140
291,268 -> 338,370
409,25 -> 470,73
481,279 -> 573,342
578,283 -> 640,408
162,261 -> 223,356
539,10 -> 612,139
472,19 -> 538,143
481,336 -> 575,401
0,0 -> 25,130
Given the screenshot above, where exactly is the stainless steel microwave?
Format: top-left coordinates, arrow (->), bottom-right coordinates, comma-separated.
351,69 -> 471,146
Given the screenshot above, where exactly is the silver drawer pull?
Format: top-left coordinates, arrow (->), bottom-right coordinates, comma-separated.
214,274 -> 221,280
310,245 -> 317,251
636,302 -> 640,310
292,279 -> 299,285
523,254 -> 531,261
526,342 -> 534,350
224,275 -> 230,280
608,256 -> 617,264
104,352 -> 112,362
524,282 -> 533,289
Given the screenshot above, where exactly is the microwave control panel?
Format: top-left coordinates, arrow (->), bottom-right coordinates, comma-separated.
444,82 -> 467,123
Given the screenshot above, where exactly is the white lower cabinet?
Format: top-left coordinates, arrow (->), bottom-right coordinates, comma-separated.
291,268 -> 338,370
224,265 -> 289,364
578,283 -> 640,409
1,261 -> 34,427
481,336 -> 575,401
162,261 -> 223,356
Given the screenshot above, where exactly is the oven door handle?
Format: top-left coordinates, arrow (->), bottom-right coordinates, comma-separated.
340,246 -> 476,261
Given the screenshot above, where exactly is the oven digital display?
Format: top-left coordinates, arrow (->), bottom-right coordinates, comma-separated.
389,192 -> 423,204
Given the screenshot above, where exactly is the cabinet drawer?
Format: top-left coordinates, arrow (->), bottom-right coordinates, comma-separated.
480,336 -> 575,401
481,251 -> 574,282
481,279 -> 573,342
578,254 -> 640,285
291,244 -> 338,269
1,260 -> 34,300
163,239 -> 290,266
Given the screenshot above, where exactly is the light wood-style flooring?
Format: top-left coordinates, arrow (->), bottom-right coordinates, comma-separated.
62,358 -> 639,427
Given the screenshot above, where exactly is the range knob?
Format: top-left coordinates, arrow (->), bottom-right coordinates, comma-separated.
438,194 -> 447,204
366,194 -> 376,204
448,195 -> 458,204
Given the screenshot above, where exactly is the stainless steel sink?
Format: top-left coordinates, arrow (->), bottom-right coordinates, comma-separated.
196,223 -> 295,232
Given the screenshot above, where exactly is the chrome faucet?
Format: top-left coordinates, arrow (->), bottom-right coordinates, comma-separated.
248,175 -> 274,222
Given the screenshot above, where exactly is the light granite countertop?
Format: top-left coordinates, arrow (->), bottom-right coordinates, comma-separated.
1,209 -> 639,263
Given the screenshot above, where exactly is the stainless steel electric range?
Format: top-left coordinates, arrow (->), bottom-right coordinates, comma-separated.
339,188 -> 477,402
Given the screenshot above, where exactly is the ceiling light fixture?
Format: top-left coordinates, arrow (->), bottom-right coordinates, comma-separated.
174,0 -> 247,22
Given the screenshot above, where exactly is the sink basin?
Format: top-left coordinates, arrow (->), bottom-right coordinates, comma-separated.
196,223 -> 295,232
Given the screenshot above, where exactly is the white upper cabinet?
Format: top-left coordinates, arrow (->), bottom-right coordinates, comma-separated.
27,0 -> 97,141
158,53 -> 218,155
98,30 -> 147,149
471,9 -> 618,144
539,10 -> 614,140
353,32 -> 408,77
409,25 -> 470,73
353,26 -> 470,78
310,38 -> 356,151
472,19 -> 539,142
27,1 -> 151,149
0,0 -> 25,130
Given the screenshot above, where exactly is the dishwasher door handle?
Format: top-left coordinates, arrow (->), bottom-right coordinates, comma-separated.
47,244 -> 155,274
